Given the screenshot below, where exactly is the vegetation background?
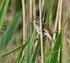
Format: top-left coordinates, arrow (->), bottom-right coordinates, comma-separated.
0,0 -> 70,63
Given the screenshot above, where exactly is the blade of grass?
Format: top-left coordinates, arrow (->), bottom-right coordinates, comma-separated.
53,0 -> 62,40
1,43 -> 27,58
0,0 -> 10,29
16,35 -> 31,63
29,39 -> 40,63
0,11 -> 22,53
16,45 -> 26,63
0,0 -> 5,11
46,31 -> 62,63
16,0 -> 22,12
26,29 -> 36,63
43,0 -> 53,27
16,29 -> 36,63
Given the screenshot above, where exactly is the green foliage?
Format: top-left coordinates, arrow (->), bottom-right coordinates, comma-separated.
0,11 -> 22,54
16,29 -> 38,63
0,0 -> 9,29
46,31 -> 63,63
16,0 -> 22,12
1,43 -> 26,58
43,0 -> 58,27
0,0 -> 67,63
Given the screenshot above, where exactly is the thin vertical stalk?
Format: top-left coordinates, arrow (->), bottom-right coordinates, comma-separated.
21,0 -> 26,61
30,0 -> 32,23
58,0 -> 62,33
39,0 -> 44,63
58,0 -> 62,63
53,0 -> 62,40
42,0 -> 45,11
32,0 -> 36,31
22,0 -> 26,43
29,0 -> 32,34
32,0 -> 36,19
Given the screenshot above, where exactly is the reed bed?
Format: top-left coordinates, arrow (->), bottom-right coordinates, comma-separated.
0,0 -> 70,63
